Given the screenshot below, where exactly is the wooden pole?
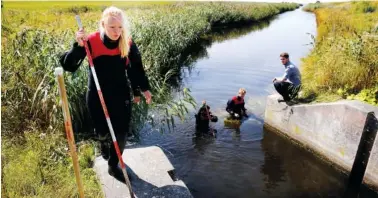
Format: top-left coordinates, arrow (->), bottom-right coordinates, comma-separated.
54,67 -> 85,198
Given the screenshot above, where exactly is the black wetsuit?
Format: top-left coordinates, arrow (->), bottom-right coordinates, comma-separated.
59,31 -> 150,168
195,105 -> 217,134
226,96 -> 247,119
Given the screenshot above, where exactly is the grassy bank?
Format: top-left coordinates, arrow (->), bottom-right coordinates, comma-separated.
301,1 -> 378,105
1,129 -> 102,197
1,2 -> 299,197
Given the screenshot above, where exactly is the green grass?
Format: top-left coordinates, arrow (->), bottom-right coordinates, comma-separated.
1,2 -> 299,197
300,1 -> 378,106
1,126 -> 102,197
3,1 -> 174,10
302,2 -> 329,12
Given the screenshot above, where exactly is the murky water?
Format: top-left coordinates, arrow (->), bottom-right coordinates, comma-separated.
138,8 -> 378,198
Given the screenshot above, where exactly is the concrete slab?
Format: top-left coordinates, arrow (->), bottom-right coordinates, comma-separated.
264,94 -> 378,191
94,146 -> 193,198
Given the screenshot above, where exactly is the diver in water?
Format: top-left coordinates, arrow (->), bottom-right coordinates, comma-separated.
226,88 -> 248,120
195,101 -> 218,136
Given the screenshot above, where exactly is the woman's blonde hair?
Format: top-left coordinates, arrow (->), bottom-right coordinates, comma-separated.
99,6 -> 131,58
238,88 -> 246,95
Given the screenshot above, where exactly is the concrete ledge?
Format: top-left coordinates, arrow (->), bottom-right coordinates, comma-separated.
264,94 -> 378,191
94,146 -> 193,198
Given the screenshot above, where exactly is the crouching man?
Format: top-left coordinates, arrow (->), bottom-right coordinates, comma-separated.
273,52 -> 302,102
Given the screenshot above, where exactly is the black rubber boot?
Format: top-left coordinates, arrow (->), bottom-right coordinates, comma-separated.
108,163 -> 133,183
100,142 -> 110,161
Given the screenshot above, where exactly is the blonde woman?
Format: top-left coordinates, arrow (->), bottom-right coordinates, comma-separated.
59,6 -> 151,182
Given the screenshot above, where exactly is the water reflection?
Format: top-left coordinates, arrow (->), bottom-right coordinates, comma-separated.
169,17 -> 276,90
206,17 -> 275,44
261,127 -> 378,197
260,130 -> 286,192
192,135 -> 215,154
261,127 -> 347,197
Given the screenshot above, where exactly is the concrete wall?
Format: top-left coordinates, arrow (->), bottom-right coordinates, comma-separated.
264,94 -> 378,191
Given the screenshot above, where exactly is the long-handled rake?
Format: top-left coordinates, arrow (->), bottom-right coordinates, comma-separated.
75,15 -> 135,198
54,67 -> 85,198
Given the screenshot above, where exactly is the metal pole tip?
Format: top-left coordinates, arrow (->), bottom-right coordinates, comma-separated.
54,67 -> 64,76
